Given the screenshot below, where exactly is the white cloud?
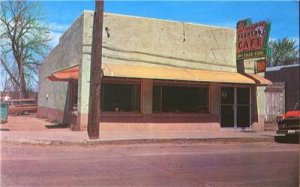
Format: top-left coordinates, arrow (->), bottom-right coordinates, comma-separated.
49,31 -> 63,48
47,22 -> 70,48
216,21 -> 236,28
48,22 -> 70,33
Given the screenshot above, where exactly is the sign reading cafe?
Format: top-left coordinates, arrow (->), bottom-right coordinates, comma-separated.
236,19 -> 271,60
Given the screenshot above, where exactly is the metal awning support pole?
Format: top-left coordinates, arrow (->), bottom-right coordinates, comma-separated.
87,0 -> 104,139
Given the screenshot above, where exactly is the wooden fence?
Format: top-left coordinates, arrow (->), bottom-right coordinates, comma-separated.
265,82 -> 285,122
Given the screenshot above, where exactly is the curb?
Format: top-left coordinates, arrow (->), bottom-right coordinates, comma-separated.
1,137 -> 275,146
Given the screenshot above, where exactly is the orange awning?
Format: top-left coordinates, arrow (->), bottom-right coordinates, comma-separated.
102,64 -> 256,84
48,65 -> 79,81
48,63 -> 272,86
243,73 -> 272,86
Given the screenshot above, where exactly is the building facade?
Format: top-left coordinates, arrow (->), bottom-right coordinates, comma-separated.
38,11 -> 270,132
265,64 -> 300,118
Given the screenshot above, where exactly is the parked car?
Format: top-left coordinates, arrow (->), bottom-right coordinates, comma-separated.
276,101 -> 300,136
7,99 -> 38,115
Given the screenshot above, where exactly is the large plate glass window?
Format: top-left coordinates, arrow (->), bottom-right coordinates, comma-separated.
153,84 -> 208,113
101,82 -> 141,112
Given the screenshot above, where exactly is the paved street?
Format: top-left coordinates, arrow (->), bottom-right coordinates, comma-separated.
1,142 -> 299,187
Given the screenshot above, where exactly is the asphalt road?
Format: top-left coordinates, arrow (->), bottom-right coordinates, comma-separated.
1,142 -> 299,187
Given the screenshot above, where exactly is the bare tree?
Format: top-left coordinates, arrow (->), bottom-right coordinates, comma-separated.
0,61 -> 19,91
0,1 -> 51,98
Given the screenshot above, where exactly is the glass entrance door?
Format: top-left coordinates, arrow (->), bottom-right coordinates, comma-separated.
221,86 -> 251,128
237,87 -> 250,128
221,87 -> 235,127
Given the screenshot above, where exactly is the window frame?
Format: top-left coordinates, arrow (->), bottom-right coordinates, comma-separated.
152,80 -> 210,114
101,78 -> 142,113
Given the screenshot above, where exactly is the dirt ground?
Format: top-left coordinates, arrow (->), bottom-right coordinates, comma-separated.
1,114 -> 55,131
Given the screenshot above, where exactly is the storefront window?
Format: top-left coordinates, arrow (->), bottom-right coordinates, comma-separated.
153,84 -> 208,113
101,82 -> 141,112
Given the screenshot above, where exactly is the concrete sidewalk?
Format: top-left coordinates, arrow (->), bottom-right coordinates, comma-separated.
0,115 -> 277,145
1,129 -> 277,145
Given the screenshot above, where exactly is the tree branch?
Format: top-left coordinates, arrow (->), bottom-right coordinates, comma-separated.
0,58 -> 20,87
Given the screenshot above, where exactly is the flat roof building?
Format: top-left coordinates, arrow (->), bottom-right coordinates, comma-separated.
39,11 -> 271,132
266,63 -> 300,111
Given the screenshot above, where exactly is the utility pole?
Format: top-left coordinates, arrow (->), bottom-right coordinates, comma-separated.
87,0 -> 104,139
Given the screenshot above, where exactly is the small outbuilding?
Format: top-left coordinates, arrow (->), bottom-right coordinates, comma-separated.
265,63 -> 300,122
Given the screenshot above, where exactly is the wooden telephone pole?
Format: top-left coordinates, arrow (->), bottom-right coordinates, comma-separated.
87,0 -> 104,139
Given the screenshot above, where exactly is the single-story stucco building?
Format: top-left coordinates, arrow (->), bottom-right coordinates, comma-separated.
38,11 -> 271,132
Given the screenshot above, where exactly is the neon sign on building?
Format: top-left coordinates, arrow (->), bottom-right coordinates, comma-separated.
236,19 -> 271,60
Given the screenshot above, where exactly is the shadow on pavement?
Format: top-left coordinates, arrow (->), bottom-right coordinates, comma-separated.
45,123 -> 70,129
0,128 -> 10,131
275,135 -> 300,144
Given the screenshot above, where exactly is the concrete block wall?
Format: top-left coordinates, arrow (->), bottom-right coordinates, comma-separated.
141,79 -> 153,114
80,11 -> 237,72
210,83 -> 221,115
38,14 -> 84,122
253,86 -> 266,131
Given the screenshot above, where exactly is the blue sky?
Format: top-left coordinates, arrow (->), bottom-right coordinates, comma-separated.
43,1 -> 299,47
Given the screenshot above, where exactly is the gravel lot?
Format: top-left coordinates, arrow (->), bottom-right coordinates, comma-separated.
1,114 -> 54,131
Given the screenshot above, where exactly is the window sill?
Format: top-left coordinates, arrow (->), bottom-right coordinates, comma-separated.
152,112 -> 210,116
101,112 -> 143,117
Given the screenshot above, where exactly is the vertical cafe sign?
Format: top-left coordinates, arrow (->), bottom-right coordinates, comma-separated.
236,18 -> 271,61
